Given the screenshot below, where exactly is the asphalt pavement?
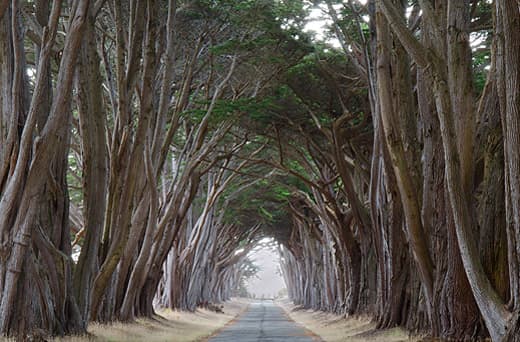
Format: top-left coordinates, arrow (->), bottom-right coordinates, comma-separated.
208,301 -> 320,342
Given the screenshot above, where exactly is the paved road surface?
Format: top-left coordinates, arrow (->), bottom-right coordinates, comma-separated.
208,301 -> 319,342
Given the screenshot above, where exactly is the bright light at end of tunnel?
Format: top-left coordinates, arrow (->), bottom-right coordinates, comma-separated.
246,238 -> 286,299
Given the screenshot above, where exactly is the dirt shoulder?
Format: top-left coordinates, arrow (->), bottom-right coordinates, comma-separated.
55,298 -> 250,342
277,299 -> 416,342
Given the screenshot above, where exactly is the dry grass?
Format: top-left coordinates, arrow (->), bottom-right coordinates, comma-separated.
54,299 -> 249,342
278,299 -> 418,342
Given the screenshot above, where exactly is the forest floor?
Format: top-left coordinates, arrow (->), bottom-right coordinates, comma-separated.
278,299 -> 418,342
55,299 -> 250,342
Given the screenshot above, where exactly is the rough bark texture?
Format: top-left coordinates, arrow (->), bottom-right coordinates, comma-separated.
0,0 -> 89,338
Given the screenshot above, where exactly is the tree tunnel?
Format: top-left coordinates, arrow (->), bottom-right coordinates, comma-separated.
1,1 -> 520,341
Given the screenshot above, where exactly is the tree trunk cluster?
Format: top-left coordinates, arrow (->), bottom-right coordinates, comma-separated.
0,0 -> 298,339
277,1 -> 520,341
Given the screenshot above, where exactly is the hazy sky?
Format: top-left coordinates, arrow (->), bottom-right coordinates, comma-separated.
246,245 -> 286,298
304,1 -> 367,48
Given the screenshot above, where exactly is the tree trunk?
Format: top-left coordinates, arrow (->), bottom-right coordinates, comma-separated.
0,0 -> 89,337
73,7 -> 108,321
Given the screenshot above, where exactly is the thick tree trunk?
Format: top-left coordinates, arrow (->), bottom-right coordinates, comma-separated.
73,7 -> 108,321
375,8 -> 435,322
378,0 -> 513,339
0,0 -> 89,337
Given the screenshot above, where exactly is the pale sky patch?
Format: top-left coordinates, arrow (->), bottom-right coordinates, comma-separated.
303,0 -> 367,48
246,239 -> 285,298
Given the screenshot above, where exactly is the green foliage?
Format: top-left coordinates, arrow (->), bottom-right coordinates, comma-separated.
472,39 -> 491,94
186,0 -> 307,35
283,48 -> 365,124
181,97 -> 278,126
193,0 -> 313,70
272,185 -> 291,202
259,206 -> 274,221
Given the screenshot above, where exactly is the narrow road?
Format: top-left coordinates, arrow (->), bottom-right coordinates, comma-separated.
208,301 -> 320,342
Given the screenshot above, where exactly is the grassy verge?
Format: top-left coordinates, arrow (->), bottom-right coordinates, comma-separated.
55,299 -> 250,342
277,299 -> 416,342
